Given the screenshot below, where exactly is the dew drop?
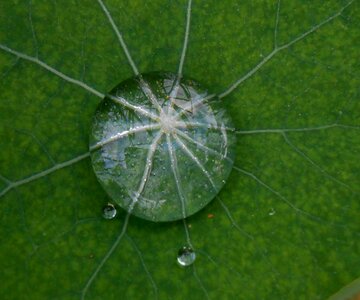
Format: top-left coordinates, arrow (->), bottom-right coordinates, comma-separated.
177,246 -> 196,266
102,203 -> 117,219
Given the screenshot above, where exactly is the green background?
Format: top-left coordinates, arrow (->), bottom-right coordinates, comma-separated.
0,0 -> 359,299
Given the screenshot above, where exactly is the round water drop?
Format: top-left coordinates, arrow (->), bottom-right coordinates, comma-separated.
177,246 -> 196,266
90,72 -> 236,222
102,203 -> 117,219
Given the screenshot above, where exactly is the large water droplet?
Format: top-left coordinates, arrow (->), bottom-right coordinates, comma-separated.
177,246 -> 196,266
102,203 -> 117,219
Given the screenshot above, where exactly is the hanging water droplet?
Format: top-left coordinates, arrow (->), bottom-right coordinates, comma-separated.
177,246 -> 196,266
102,203 -> 117,219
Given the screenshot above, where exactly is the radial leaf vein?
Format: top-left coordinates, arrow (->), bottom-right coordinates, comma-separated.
125,234 -> 159,299
0,152 -> 91,198
81,212 -> 131,300
174,128 -> 228,160
166,133 -> 187,220
0,44 -> 104,98
96,0 -> 140,76
90,124 -> 161,151
281,132 -> 354,191
236,123 -> 360,135
218,0 -> 354,98
81,131 -> 163,299
233,166 -> 348,227
174,134 -> 252,239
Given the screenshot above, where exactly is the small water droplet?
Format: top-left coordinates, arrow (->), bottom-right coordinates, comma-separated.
177,246 -> 196,266
269,208 -> 276,216
103,203 -> 117,219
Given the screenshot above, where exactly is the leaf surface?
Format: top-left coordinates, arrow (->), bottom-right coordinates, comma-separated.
0,0 -> 359,299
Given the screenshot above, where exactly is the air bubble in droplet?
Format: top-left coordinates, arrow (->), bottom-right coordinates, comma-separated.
177,246 -> 196,266
102,203 -> 117,219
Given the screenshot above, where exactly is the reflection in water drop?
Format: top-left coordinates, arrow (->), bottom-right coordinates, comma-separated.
177,246 -> 196,266
103,203 -> 117,219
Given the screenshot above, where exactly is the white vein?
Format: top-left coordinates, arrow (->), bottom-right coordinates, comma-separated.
217,197 -> 254,239
81,212 -> 131,300
274,0 -> 281,48
82,131 -> 163,299
235,123 -> 360,135
233,166 -> 334,223
166,134 -> 187,219
182,218 -> 193,249
28,0 -> 39,58
220,124 -> 228,158
174,94 -> 216,120
138,78 -> 164,114
178,0 -> 192,80
192,264 -> 210,300
128,131 -> 163,211
0,44 -> 104,98
176,121 -> 235,132
12,127 -> 56,165
218,1 -> 354,98
181,219 -> 208,299
0,56 -> 20,80
277,0 -> 354,51
90,124 -> 161,151
96,0 -> 165,118
174,134 -> 252,239
125,235 -> 158,299
218,48 -> 277,99
107,94 -> 160,121
281,132 -> 353,190
96,0 -> 139,76
173,134 -> 215,188
174,128 -> 228,160
168,0 -> 193,113
0,174 -> 11,185
0,152 -> 90,198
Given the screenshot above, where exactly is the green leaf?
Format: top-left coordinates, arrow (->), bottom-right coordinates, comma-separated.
0,0 -> 359,299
